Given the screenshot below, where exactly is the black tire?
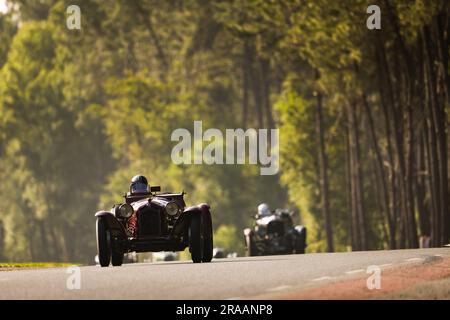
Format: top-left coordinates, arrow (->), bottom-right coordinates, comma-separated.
284,234 -> 294,254
295,240 -> 305,254
96,218 -> 111,267
202,217 -> 213,263
189,214 -> 203,263
295,227 -> 307,254
111,250 -> 124,266
245,234 -> 257,257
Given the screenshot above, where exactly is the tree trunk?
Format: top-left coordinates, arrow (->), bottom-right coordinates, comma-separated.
38,220 -> 49,261
247,44 -> 264,129
315,70 -> 334,252
242,41 -> 251,127
347,100 -> 367,250
345,124 -> 355,249
362,93 -> 393,248
260,58 -> 275,129
375,32 -> 398,248
416,133 -> 431,239
423,26 -> 445,246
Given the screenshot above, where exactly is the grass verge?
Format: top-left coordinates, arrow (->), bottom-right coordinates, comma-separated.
0,262 -> 78,268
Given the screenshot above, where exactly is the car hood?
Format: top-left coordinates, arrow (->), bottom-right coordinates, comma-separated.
130,198 -> 150,211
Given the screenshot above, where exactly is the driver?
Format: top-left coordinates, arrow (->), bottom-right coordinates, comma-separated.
257,203 -> 271,217
130,175 -> 149,194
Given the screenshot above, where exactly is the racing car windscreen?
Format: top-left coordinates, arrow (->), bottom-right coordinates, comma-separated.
131,182 -> 148,194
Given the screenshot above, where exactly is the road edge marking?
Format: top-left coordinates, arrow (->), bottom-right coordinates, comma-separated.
345,269 -> 365,274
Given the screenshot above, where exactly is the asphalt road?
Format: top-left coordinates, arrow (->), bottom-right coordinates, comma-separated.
0,248 -> 449,299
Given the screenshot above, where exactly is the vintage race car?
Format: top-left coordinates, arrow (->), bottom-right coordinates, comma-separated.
95,185 -> 213,267
244,208 -> 307,256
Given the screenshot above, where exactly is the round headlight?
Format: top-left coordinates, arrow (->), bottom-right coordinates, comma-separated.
165,202 -> 180,216
118,203 -> 133,219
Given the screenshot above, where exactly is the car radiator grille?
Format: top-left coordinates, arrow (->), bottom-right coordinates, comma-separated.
137,206 -> 162,237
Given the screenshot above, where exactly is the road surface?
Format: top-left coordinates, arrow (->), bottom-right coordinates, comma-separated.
0,248 -> 449,299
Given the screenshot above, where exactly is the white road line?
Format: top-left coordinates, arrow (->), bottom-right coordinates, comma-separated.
434,254 -> 443,257
225,297 -> 242,300
312,276 -> 333,282
380,263 -> 393,267
345,269 -> 364,274
406,258 -> 424,262
266,285 -> 292,292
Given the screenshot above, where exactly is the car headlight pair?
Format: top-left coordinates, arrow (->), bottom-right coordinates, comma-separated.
165,201 -> 180,216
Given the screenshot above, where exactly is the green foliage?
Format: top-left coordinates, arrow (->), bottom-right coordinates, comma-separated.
0,0 -> 287,263
213,224 -> 244,254
1,0 -> 445,262
0,262 -> 77,268
0,12 -> 17,68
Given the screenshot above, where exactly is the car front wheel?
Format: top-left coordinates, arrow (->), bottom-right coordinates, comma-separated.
96,218 -> 111,267
245,234 -> 257,257
189,214 -> 203,263
202,219 -> 213,263
111,250 -> 124,266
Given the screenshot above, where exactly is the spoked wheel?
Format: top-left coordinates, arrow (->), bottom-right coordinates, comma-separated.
189,214 -> 204,263
96,218 -> 111,267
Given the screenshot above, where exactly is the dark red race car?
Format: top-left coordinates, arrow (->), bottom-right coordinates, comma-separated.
95,176 -> 213,267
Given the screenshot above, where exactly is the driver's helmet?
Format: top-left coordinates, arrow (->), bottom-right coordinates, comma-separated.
257,203 -> 271,217
130,175 -> 149,194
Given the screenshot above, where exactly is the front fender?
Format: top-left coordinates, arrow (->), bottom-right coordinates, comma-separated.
243,228 -> 253,237
294,225 -> 307,245
171,203 -> 212,238
95,211 -> 127,238
294,225 -> 306,235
